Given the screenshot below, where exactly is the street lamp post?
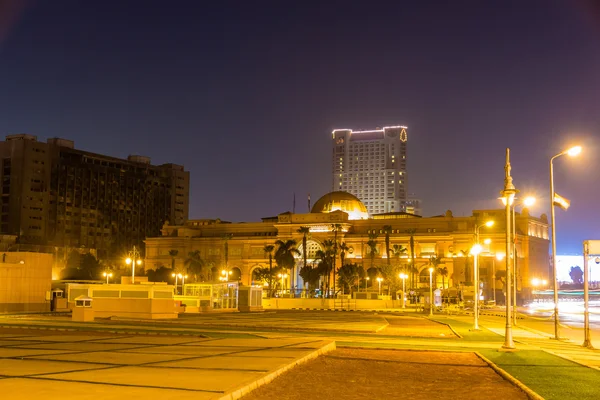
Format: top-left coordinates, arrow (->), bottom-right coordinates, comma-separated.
428,267 -> 434,317
172,273 -> 179,294
179,273 -> 187,294
125,246 -> 143,284
549,145 -> 581,340
472,221 -> 494,331
500,148 -> 518,350
399,273 -> 408,309
278,273 -> 288,295
508,196 -> 536,325
102,272 -> 113,284
365,276 -> 370,291
376,277 -> 383,296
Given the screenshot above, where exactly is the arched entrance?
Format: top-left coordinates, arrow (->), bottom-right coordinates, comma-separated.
230,267 -> 242,281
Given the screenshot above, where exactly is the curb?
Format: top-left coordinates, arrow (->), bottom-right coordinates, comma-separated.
426,317 -> 463,339
475,351 -> 544,400
288,308 -> 411,313
0,323 -> 208,337
219,341 -> 337,400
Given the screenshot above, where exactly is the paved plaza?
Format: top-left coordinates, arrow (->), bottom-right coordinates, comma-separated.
2,310 -> 600,399
0,329 -> 334,399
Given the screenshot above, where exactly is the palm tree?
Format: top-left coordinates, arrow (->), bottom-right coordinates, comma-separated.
299,264 -> 320,294
222,233 -> 233,272
405,228 -> 417,287
184,250 -> 206,282
366,232 -> 378,271
392,244 -> 407,270
331,223 -> 343,296
315,240 -> 335,296
339,242 -> 349,269
429,254 -> 443,288
383,225 -> 392,266
297,226 -> 310,287
275,239 -> 300,294
460,249 -> 472,283
168,249 -> 178,270
263,244 -> 275,297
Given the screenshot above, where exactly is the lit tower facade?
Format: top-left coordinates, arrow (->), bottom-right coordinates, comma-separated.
332,126 -> 408,215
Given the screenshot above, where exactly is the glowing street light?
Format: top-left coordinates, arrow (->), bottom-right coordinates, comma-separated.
471,220 -> 493,331
428,267 -> 434,317
399,273 -> 408,309
125,246 -> 143,284
549,145 -> 581,340
102,271 -> 113,284
376,277 -> 383,296
365,276 -> 370,291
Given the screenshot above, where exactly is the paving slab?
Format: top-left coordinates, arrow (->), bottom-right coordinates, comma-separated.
227,348 -> 314,358
0,358 -> 111,376
12,334 -> 124,342
119,345 -> 253,356
197,338 -> 320,348
15,342 -> 147,352
0,348 -> 76,358
88,336 -> 208,345
24,351 -> 193,365
0,378 -> 217,400
46,366 -> 265,392
151,355 -> 295,371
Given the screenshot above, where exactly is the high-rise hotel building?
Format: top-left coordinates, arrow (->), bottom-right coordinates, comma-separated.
332,126 -> 408,215
0,134 -> 189,256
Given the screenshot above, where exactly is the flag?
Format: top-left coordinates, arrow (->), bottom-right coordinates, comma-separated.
308,193 -> 311,212
553,193 -> 570,210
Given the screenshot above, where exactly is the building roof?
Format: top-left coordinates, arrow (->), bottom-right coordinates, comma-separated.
310,191 -> 369,220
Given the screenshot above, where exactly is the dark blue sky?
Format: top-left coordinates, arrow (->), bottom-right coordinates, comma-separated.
1,0 -> 599,254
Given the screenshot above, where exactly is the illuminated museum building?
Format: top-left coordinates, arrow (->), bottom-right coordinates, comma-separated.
145,191 -> 550,293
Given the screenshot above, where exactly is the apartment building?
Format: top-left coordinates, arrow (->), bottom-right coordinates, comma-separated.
0,134 -> 189,256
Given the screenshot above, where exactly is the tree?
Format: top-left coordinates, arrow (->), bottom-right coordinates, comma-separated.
275,239 -> 300,293
437,265 -> 449,289
252,266 -> 278,286
147,266 -> 172,282
366,232 -> 378,270
331,223 -> 343,296
222,233 -> 233,271
315,240 -> 335,296
168,249 -> 178,270
383,225 -> 392,266
569,266 -> 583,285
339,242 -> 350,269
80,253 -> 101,279
297,226 -> 310,286
263,244 -> 275,296
299,264 -> 321,293
184,250 -> 206,282
392,244 -> 407,272
460,249 -> 472,283
429,254 -> 443,288
337,263 -> 363,295
405,228 -> 417,287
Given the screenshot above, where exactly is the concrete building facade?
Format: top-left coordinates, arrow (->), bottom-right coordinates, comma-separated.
0,134 -> 189,257
145,192 -> 550,298
332,126 -> 409,215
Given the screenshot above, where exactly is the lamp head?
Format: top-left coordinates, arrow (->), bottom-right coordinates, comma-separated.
484,221 -> 494,227
567,146 -> 582,157
103,272 -> 107,277
531,278 -> 540,287
496,253 -> 505,261
136,259 -> 142,265
125,257 -> 132,265
172,273 -> 176,277
484,238 -> 491,245
428,267 -> 434,273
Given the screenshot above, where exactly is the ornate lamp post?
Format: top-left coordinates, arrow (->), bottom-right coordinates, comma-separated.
500,148 -> 518,350
428,267 -> 434,316
125,246 -> 143,284
102,271 -> 113,284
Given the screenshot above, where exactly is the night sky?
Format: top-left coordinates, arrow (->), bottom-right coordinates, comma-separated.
1,0 -> 599,254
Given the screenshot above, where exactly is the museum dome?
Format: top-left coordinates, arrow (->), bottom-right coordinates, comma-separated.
311,191 -> 369,220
